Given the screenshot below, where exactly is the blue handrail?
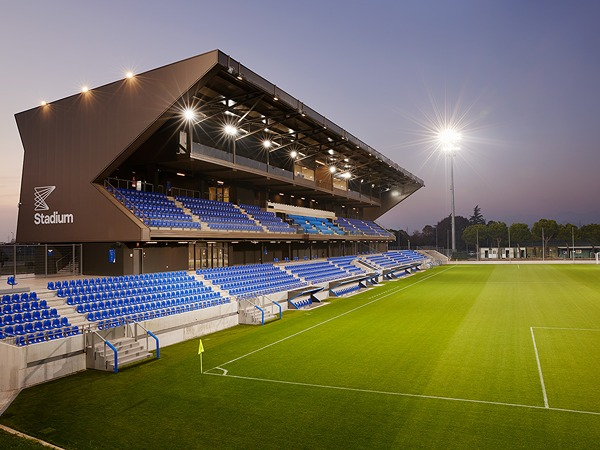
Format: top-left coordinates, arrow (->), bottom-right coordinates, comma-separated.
147,330 -> 160,359
105,341 -> 118,374
254,304 -> 265,325
272,300 -> 282,319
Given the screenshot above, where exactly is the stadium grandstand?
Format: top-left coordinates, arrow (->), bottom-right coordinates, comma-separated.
1,50 -> 427,395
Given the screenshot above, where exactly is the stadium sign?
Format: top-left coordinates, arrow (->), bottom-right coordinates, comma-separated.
33,186 -> 74,225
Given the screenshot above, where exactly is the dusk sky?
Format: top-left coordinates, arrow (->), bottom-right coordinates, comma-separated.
1,1 -> 599,241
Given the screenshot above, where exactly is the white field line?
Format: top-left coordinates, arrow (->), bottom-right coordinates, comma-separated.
529,326 -> 600,411
206,266 -> 456,373
530,327 -> 549,408
203,372 -> 600,417
532,327 -> 600,332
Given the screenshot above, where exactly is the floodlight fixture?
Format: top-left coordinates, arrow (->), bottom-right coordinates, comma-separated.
290,150 -> 298,158
329,166 -> 337,173
183,108 -> 196,121
125,71 -> 134,79
262,140 -> 272,149
439,128 -> 462,151
81,86 -> 89,93
224,124 -> 238,136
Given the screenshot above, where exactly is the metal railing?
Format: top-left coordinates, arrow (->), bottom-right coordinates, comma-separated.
87,329 -> 119,373
129,319 -> 160,359
0,244 -> 82,278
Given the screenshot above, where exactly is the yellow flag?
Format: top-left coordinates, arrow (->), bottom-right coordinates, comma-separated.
198,339 -> 204,354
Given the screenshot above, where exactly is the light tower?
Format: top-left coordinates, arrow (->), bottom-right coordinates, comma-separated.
439,129 -> 461,253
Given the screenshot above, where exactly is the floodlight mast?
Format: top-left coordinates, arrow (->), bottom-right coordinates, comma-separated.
439,129 -> 461,254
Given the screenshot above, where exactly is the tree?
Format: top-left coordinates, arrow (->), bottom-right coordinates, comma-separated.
509,223 -> 531,257
556,224 -> 579,257
532,219 -> 559,258
462,224 -> 488,254
557,223 -> 578,242
420,225 -> 437,247
580,223 -> 600,250
487,221 -> 508,256
469,205 -> 485,225
436,215 -> 470,251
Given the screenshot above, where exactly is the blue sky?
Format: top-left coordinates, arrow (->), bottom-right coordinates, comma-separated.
1,0 -> 599,241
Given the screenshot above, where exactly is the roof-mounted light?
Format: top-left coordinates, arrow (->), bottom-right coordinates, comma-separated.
183,108 -> 196,121
224,124 -> 238,136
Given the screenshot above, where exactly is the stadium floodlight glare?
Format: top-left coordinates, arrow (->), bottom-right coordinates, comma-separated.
329,166 -> 337,173
438,127 -> 461,253
341,172 -> 352,179
40,101 -> 47,107
224,124 -> 238,136
125,71 -> 134,79
183,108 -> 196,121
262,140 -> 272,149
81,86 -> 89,93
290,150 -> 298,158
439,129 -> 462,151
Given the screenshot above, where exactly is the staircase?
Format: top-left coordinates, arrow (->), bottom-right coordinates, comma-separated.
88,336 -> 152,372
418,249 -> 448,264
238,298 -> 277,325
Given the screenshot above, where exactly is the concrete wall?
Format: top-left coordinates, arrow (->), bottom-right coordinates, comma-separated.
0,334 -> 86,392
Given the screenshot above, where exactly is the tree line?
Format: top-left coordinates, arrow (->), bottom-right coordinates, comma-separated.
394,205 -> 600,253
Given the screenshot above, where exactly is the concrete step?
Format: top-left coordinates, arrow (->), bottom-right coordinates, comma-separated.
94,337 -> 138,356
107,351 -> 152,370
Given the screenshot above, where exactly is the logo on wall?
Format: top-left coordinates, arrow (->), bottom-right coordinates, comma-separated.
34,185 -> 56,211
33,185 -> 74,225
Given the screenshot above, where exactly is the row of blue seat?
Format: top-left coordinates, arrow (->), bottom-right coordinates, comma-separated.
0,317 -> 71,337
87,297 -> 228,323
48,271 -> 188,290
2,292 -> 38,303
290,298 -> 312,309
1,308 -> 58,326
76,291 -> 219,314
2,300 -> 49,314
227,279 -> 305,298
144,219 -> 200,229
66,286 -> 212,306
331,284 -> 362,297
10,326 -> 80,346
56,278 -> 200,297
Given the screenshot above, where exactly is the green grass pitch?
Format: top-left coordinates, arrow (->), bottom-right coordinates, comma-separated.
2,264 -> 600,449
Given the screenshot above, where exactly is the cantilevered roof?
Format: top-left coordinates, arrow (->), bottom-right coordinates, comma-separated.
15,50 -> 423,243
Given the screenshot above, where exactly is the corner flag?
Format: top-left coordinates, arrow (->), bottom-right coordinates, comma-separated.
198,339 -> 204,373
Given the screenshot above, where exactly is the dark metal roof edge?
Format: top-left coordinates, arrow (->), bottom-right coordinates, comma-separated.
216,51 -> 424,188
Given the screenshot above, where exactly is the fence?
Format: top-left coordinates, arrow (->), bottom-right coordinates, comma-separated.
0,244 -> 82,279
